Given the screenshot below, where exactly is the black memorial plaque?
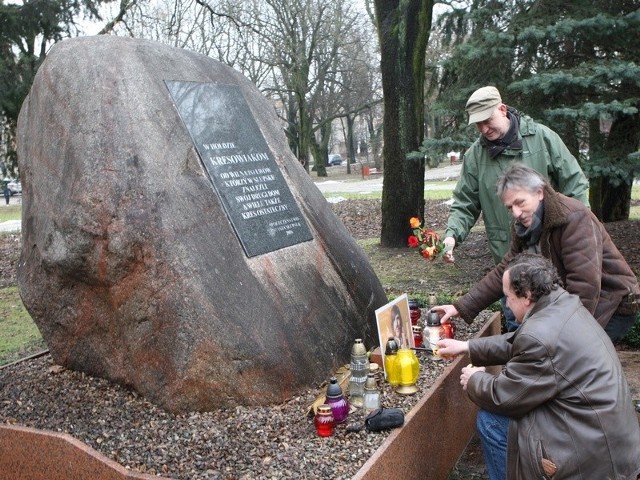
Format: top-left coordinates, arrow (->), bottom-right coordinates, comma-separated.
166,81 -> 313,257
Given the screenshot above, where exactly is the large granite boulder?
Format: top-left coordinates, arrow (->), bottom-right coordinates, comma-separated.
17,36 -> 387,413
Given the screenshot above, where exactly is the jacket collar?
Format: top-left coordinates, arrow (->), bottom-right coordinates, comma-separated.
540,186 -> 570,230
527,288 -> 565,318
506,288 -> 566,344
479,110 -> 537,151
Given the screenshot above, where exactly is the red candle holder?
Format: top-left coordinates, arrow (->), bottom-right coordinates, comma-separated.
412,325 -> 424,348
409,299 -> 421,326
314,404 -> 335,437
442,322 -> 456,339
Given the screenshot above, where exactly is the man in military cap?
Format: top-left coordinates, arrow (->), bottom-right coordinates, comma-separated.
441,86 -> 590,331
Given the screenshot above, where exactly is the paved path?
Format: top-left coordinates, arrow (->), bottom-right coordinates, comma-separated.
314,163 -> 461,194
0,219 -> 20,233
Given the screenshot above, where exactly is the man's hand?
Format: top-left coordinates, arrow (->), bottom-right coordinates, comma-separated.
443,236 -> 456,263
430,305 -> 459,324
436,338 -> 468,358
460,364 -> 486,391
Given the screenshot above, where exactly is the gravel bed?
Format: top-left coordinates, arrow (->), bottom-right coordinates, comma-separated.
0,311 -> 491,479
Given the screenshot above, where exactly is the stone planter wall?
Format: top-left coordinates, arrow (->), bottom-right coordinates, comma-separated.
0,424 -> 158,480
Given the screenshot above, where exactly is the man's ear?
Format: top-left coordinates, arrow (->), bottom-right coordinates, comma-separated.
524,291 -> 534,306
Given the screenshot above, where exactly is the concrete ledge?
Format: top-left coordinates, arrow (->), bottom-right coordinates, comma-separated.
0,424 -> 160,480
354,312 -> 501,479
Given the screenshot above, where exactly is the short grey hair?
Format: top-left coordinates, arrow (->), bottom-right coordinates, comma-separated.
506,253 -> 561,302
496,163 -> 548,199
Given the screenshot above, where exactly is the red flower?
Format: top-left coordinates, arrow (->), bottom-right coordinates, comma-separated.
421,246 -> 436,259
407,218 -> 445,261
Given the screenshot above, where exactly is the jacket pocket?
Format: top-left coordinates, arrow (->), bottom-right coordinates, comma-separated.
484,227 -> 511,261
536,442 -> 557,479
485,226 -> 510,243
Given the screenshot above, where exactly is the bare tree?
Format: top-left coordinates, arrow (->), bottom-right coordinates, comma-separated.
107,0 -> 383,179
335,22 -> 383,174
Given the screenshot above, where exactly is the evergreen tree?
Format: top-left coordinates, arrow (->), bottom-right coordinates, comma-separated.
428,0 -> 640,221
0,0 -> 116,174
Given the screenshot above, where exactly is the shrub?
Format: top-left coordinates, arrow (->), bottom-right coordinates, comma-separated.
622,313 -> 640,348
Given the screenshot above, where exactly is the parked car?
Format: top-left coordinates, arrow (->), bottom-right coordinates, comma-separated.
7,180 -> 22,195
327,154 -> 343,166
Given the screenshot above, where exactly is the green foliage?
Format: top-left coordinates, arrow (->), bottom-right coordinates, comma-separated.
584,158 -> 640,188
622,314 -> 640,348
0,0 -> 113,175
0,204 -> 21,222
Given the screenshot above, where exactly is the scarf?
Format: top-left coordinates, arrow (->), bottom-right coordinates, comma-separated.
514,202 -> 544,250
487,109 -> 523,159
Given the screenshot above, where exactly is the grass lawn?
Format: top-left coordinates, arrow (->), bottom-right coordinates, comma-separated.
1,202 -> 43,365
0,286 -> 46,365
0,204 -> 21,222
320,179 -> 640,220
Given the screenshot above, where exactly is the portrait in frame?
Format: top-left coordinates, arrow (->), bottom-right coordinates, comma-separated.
375,294 -> 413,371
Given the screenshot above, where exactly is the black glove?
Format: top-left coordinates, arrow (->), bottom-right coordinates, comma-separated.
364,407 -> 405,432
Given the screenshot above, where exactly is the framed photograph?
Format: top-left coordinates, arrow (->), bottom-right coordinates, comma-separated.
375,294 -> 413,372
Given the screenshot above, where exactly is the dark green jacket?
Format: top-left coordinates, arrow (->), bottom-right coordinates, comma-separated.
445,113 -> 589,263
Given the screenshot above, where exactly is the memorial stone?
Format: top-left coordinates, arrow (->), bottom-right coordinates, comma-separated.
16,36 -> 387,412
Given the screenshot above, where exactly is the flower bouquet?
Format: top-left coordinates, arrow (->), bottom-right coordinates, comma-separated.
408,217 -> 446,260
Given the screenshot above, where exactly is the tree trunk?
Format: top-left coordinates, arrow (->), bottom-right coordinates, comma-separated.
284,95 -> 300,162
345,114 -> 356,174
311,120 -> 331,177
597,113 -> 640,222
366,110 -> 383,170
375,0 -> 434,247
590,175 -> 631,222
297,94 -> 312,172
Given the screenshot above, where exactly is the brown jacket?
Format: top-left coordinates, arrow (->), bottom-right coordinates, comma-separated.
467,288 -> 640,479
455,186 -> 640,327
